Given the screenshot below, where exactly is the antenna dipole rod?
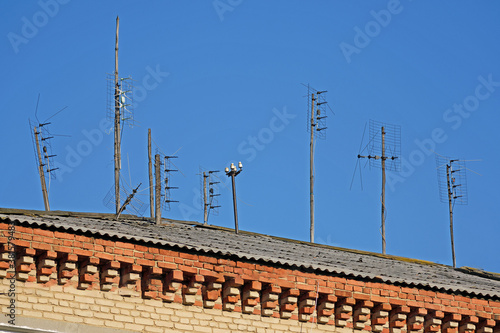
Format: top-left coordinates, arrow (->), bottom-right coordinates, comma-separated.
446,164 -> 456,268
155,154 -> 161,225
114,16 -> 121,214
148,129 -> 154,218
310,93 -> 316,243
381,126 -> 386,254
34,127 -> 50,211
203,172 -> 208,224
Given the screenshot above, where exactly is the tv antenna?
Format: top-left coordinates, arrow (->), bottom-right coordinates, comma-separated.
435,155 -> 479,268
200,168 -> 221,224
356,119 -> 401,254
306,84 -> 329,243
29,95 -> 63,211
107,16 -> 136,214
103,179 -> 147,218
163,155 -> 180,211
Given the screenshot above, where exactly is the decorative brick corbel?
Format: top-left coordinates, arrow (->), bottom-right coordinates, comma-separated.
57,253 -> 78,285
0,244 -> 13,279
390,306 -> 411,333
442,314 -> 462,333
372,303 -> 392,333
77,257 -> 99,290
142,266 -> 163,299
408,308 -> 428,333
222,277 -> 243,311
36,250 -> 57,283
100,261 -> 119,291
476,319 -> 496,333
119,263 -> 141,297
459,316 -> 479,333
160,270 -> 183,303
279,288 -> 299,319
424,310 -> 444,333
317,294 -> 337,325
354,300 -> 374,330
16,248 -> 35,282
202,277 -> 223,309
335,297 -> 355,327
298,291 -> 318,322
182,274 -> 204,305
242,280 -> 261,314
261,284 -> 281,317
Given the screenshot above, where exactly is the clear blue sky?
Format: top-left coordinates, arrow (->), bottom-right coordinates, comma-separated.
1,1 -> 499,273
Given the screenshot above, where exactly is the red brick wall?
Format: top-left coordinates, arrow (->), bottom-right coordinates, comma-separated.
1,221 -> 499,332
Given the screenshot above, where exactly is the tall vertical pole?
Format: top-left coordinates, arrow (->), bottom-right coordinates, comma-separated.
231,173 -> 239,234
203,172 -> 208,224
309,93 -> 316,243
114,16 -> 121,214
34,127 -> 50,211
381,126 -> 386,254
155,154 -> 161,225
446,164 -> 456,268
148,129 -> 154,218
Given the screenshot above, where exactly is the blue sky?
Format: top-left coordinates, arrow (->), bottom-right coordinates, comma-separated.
1,1 -> 499,273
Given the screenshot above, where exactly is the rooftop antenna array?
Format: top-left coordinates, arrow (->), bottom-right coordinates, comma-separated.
29,95 -> 62,211
200,168 -> 221,224
306,84 -> 329,243
435,155 -> 476,268
106,16 -> 136,214
163,154 -> 179,211
356,119 -> 401,254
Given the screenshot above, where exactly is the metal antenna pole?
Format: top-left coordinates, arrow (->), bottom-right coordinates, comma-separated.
446,163 -> 456,268
155,154 -> 161,225
203,172 -> 208,224
148,129 -> 154,218
114,16 -> 121,214
34,127 -> 50,211
381,126 -> 386,254
309,93 -> 316,243
231,173 -> 239,234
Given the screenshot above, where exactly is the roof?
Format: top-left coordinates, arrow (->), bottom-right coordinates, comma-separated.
1,208 -> 499,299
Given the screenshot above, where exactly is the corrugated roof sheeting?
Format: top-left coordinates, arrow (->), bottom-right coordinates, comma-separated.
1,213 -> 499,299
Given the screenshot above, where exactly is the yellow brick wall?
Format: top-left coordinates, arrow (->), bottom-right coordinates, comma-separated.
0,278 -> 349,333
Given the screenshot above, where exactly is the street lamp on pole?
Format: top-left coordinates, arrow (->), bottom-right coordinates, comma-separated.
225,162 -> 243,234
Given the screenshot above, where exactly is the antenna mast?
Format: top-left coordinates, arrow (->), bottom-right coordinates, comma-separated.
357,120 -> 400,254
114,16 -> 121,214
446,164 -> 456,268
202,170 -> 221,224
155,154 -> 161,224
436,156 -> 470,268
309,93 -> 315,243
34,127 -> 50,211
307,86 -> 328,243
148,129 -> 154,218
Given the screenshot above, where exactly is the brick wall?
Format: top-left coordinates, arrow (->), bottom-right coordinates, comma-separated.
0,221 -> 499,333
